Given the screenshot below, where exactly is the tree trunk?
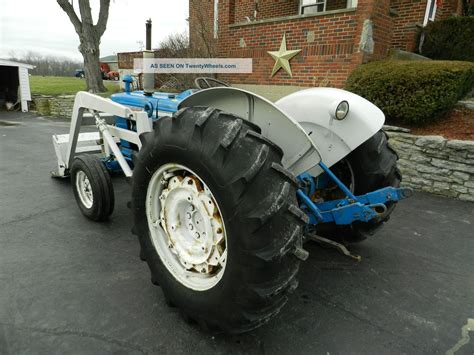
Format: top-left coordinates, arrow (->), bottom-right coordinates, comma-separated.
57,0 -> 110,93
80,43 -> 106,92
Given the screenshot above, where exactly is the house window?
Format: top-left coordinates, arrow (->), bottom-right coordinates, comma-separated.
213,0 -> 219,39
300,0 -> 326,14
299,0 -> 355,14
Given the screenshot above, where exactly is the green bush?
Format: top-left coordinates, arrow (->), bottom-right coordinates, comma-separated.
345,60 -> 474,124
420,17 -> 474,62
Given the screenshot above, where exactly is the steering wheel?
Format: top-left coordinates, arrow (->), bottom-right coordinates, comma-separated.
194,77 -> 230,89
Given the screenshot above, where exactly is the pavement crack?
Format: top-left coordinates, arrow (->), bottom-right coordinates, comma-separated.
316,266 -> 469,279
446,318 -> 474,355
0,206 -> 69,227
0,322 -> 149,354
314,292 -> 423,350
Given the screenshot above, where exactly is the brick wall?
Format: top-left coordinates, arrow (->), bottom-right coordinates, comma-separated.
368,0 -> 393,60
390,0 -> 462,52
189,0 -> 461,91
436,0 -> 464,19
390,0 -> 426,51
234,0 -> 299,22
232,0 -> 350,23
326,0 -> 350,11
218,10 -> 359,88
118,51 -> 144,70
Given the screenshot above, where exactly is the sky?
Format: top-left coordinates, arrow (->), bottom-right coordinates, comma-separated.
0,0 -> 189,61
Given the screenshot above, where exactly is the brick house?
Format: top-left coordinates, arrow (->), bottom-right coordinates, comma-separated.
189,0 -> 464,100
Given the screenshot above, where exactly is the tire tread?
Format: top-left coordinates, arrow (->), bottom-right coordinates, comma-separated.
131,107 -> 305,333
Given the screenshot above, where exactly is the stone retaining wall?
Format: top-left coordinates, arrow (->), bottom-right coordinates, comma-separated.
386,129 -> 474,202
32,95 -> 75,118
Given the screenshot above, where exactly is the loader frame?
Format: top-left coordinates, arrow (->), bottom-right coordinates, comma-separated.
52,92 -> 153,178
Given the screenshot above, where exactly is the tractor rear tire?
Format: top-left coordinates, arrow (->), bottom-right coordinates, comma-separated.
320,131 -> 401,244
70,155 -> 114,221
131,107 -> 307,333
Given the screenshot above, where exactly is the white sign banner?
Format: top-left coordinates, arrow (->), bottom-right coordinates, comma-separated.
135,58 -> 253,74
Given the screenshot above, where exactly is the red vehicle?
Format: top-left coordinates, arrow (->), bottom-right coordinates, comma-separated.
100,63 -> 119,81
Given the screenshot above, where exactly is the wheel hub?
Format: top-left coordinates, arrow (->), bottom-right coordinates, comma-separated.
146,165 -> 227,289
76,170 -> 93,209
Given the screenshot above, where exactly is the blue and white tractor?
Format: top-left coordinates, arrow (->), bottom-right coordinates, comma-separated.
51,76 -> 411,333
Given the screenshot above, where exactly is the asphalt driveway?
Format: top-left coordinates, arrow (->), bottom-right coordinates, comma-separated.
1,112 -> 473,354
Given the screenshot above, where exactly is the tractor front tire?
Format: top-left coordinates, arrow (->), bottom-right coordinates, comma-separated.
131,107 -> 307,333
323,131 -> 401,243
70,155 -> 114,221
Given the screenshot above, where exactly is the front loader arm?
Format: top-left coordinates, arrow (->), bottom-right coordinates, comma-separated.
52,91 -> 152,178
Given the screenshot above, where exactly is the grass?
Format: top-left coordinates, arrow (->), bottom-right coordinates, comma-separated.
30,75 -> 121,96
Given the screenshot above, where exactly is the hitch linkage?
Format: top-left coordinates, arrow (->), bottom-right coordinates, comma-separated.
297,162 -> 412,226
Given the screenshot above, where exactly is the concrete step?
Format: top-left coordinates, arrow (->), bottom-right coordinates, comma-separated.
457,99 -> 474,110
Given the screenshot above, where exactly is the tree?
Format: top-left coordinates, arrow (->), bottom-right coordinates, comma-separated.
9,51 -> 82,77
57,0 -> 110,92
189,0 -> 217,58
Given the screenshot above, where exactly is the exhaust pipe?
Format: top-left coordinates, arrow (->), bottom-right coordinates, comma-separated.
146,18 -> 152,50
143,18 -> 154,96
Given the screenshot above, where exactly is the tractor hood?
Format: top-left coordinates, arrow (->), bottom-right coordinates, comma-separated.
111,89 -> 196,116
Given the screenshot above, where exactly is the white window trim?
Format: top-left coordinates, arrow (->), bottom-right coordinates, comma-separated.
213,0 -> 219,39
299,0 -> 327,14
347,0 -> 358,8
423,0 -> 437,26
299,0 -> 357,15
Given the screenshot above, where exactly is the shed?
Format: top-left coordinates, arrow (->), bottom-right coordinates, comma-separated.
0,59 -> 35,112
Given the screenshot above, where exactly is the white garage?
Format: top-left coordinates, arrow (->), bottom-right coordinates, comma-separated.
0,59 -> 35,112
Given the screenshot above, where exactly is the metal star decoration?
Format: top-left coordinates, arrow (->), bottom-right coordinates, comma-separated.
267,34 -> 301,77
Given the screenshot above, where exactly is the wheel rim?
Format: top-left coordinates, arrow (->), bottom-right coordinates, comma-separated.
76,170 -> 93,209
146,163 -> 228,291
